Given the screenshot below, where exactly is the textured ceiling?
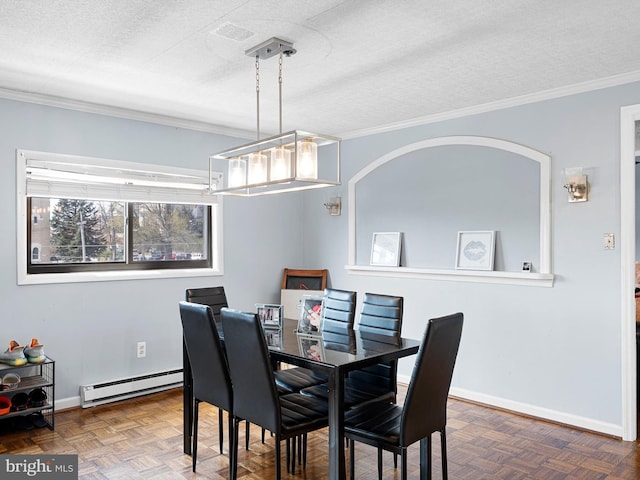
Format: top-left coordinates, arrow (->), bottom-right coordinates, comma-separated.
1,0 -> 640,138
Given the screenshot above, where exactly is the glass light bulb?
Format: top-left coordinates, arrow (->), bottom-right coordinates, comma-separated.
228,157 -> 247,187
247,152 -> 267,185
270,147 -> 291,181
297,139 -> 318,179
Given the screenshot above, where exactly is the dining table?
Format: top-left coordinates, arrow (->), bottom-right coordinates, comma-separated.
182,317 -> 420,480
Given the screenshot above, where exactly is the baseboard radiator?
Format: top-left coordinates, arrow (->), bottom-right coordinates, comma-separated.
80,368 -> 183,408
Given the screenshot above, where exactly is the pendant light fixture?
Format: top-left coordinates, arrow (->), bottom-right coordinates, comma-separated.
209,37 -> 340,196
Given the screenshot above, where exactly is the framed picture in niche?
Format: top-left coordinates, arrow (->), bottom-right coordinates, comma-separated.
370,232 -> 402,267
455,230 -> 496,271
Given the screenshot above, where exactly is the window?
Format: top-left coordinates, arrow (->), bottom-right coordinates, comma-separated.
17,149 -> 222,284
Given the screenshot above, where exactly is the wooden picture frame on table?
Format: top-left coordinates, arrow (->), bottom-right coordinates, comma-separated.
282,268 -> 328,291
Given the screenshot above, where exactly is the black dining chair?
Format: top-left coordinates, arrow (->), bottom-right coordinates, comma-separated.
179,301 -> 236,477
185,286 -> 228,320
185,287 -> 254,450
301,293 -> 403,408
221,307 -> 330,480
274,288 -> 357,394
345,312 -> 463,480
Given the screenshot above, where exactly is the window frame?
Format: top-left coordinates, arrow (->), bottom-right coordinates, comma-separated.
17,149 -> 224,285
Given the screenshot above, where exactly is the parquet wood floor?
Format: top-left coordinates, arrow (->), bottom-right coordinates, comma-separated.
0,387 -> 638,479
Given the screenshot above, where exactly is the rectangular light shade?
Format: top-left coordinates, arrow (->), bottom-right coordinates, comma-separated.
209,130 -> 340,196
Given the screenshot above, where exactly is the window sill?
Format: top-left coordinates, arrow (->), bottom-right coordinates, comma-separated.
345,265 -> 554,287
18,267 -> 223,285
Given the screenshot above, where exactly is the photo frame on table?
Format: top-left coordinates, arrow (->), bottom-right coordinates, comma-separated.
455,230 -> 496,271
264,328 -> 283,350
296,295 -> 323,335
297,334 -> 326,362
370,232 -> 402,267
256,304 -> 283,330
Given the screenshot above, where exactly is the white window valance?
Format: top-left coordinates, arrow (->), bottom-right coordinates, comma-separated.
19,149 -> 217,205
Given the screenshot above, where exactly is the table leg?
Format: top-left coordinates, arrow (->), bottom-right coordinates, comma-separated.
327,368 -> 346,480
183,339 -> 193,455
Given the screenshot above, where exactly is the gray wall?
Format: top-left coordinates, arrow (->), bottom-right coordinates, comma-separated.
0,98 -> 304,400
2,77 -> 637,434
354,145 -> 540,271
303,81 -> 640,432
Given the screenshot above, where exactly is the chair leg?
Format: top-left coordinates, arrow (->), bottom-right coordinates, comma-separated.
394,452 -> 398,468
276,437 -> 282,480
401,449 -> 408,480
262,427 -> 266,443
192,400 -> 199,472
377,448 -> 383,480
420,438 -> 427,480
440,428 -> 448,480
245,420 -> 250,450
302,433 -> 307,468
297,434 -> 302,468
231,418 -> 240,480
427,434 -> 432,480
291,436 -> 297,473
349,438 -> 355,480
218,407 -> 224,454
228,414 -> 234,460
285,438 -> 291,473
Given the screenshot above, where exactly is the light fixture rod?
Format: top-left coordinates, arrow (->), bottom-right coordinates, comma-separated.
245,37 -> 296,59
278,46 -> 283,134
255,55 -> 260,140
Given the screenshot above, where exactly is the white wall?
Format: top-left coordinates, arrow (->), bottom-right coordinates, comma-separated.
303,81 -> 640,436
0,98 -> 305,402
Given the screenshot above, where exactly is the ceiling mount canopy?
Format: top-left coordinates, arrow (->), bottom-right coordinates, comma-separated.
209,37 -> 340,196
244,37 -> 296,59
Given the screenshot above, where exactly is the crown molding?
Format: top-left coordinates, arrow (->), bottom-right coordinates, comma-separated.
3,69 -> 640,141
341,70 -> 640,139
0,86 -> 254,139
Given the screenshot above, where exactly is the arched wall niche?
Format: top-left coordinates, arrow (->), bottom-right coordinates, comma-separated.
346,136 -> 553,287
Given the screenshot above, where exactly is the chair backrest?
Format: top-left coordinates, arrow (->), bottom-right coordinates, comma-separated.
179,301 -> 233,411
185,287 -> 228,321
320,288 -> 357,351
358,293 -> 403,344
221,307 -> 281,434
400,312 -> 464,446
348,293 -> 404,392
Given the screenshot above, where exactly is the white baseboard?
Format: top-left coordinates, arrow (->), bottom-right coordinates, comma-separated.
448,386 -> 623,438
55,396 -> 81,411
397,374 -> 623,438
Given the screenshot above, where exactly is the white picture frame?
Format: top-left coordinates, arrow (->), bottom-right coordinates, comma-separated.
370,232 -> 402,267
455,230 -> 496,271
296,295 -> 324,334
297,334 -> 326,361
256,303 -> 283,329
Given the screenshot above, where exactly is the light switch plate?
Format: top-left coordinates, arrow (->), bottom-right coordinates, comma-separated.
604,233 -> 615,250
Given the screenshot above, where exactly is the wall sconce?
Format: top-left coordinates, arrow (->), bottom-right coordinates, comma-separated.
563,168 -> 588,202
323,197 -> 341,215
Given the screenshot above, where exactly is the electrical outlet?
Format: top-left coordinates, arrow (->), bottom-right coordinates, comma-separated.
604,233 -> 615,250
137,341 -> 146,358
